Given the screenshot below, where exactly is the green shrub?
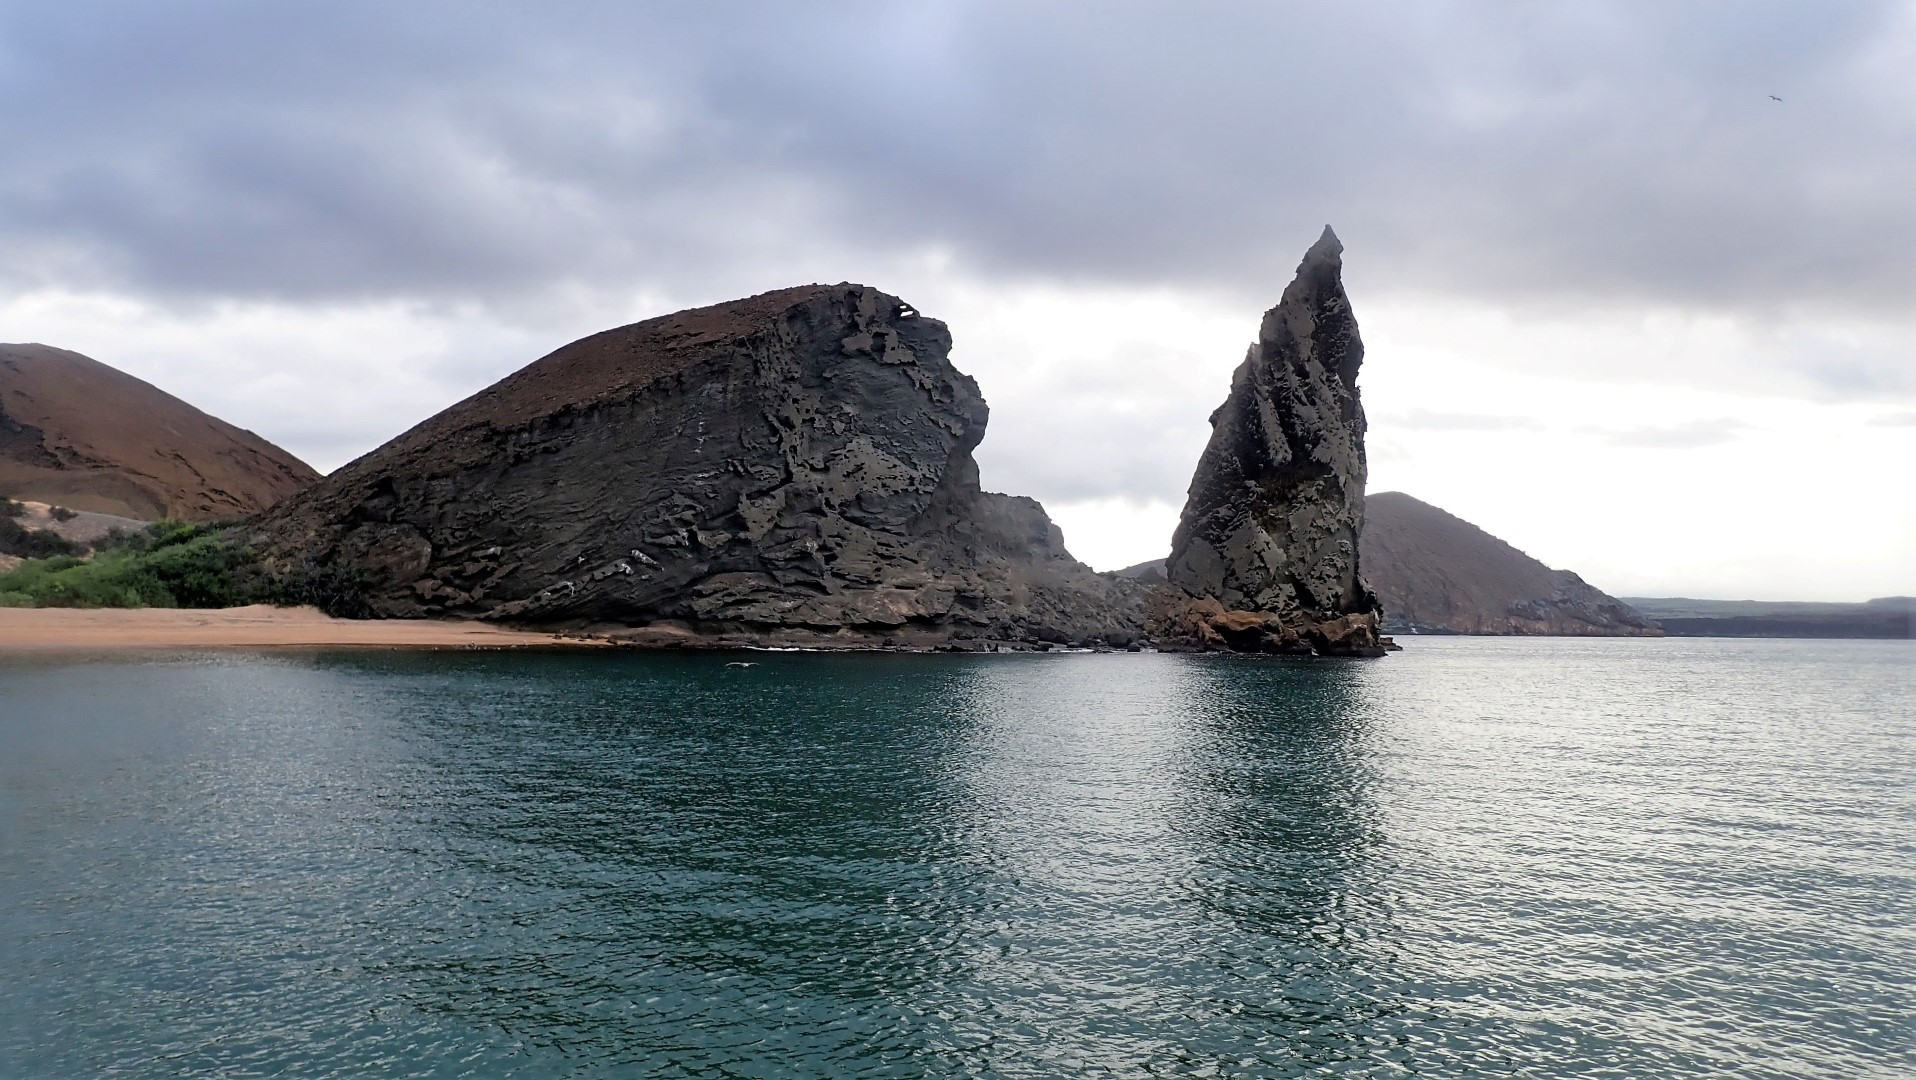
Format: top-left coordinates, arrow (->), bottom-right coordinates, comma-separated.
0,522 -> 259,609
141,534 -> 253,608
0,551 -> 167,608
92,519 -> 209,556
0,515 -> 81,559
0,519 -> 384,616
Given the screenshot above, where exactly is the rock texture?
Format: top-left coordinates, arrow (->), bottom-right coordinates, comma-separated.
1363,492 -> 1660,636
1159,227 -> 1385,656
248,285 -> 1145,648
0,344 -> 318,520
1115,558 -> 1168,584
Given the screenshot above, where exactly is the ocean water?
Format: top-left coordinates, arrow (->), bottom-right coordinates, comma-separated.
1,638 -> 1909,1078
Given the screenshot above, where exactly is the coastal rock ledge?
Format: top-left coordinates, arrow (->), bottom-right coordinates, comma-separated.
1154,226 -> 1388,657
249,285 -> 1145,649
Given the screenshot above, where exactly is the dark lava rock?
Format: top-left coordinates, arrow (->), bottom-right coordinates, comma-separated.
1158,226 -> 1386,657
248,284 -> 1145,647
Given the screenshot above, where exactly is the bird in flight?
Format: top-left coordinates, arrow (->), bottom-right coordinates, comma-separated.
1769,95 -> 1784,102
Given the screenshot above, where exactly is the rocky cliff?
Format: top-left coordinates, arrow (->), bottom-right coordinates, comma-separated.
0,344 -> 318,521
247,285 -> 1145,648
1363,492 -> 1660,636
1157,227 -> 1385,656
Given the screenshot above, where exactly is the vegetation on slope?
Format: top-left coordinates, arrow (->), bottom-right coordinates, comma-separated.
0,512 -> 375,616
0,498 -> 84,559
0,521 -> 253,608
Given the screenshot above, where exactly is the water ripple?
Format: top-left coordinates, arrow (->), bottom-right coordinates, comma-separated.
2,639 -> 1910,1077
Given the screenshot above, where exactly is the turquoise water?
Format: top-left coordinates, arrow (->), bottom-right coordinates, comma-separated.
2,638 -> 1910,1077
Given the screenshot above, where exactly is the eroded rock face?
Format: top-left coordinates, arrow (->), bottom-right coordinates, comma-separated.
1161,226 -> 1384,656
249,284 -> 1145,648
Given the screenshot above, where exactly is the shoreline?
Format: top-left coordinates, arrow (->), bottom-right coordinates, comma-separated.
0,605 -> 607,652
0,606 -> 1186,656
1,607 -> 1897,654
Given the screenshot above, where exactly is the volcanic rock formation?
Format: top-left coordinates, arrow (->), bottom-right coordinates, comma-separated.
1361,492 -> 1660,636
248,285 -> 1145,648
1158,226 -> 1385,656
0,344 -> 318,521
1122,492 -> 1662,639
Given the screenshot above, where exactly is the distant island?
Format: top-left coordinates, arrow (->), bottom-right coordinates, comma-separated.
1620,596 -> 1913,639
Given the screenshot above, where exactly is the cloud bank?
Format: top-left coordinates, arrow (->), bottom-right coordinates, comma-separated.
4,1 -> 1910,316
2,1 -> 1911,595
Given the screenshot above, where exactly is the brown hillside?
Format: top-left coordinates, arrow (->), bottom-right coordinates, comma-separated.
0,344 -> 319,521
343,284 -> 844,473
1362,491 -> 1659,636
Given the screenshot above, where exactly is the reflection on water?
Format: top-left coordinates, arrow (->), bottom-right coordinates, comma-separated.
927,657 -> 1402,1074
2,640 -> 1911,1077
1163,661 -> 1402,1068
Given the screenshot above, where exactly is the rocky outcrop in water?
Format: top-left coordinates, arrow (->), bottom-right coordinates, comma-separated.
0,344 -> 317,521
1121,489 -> 1662,641
248,285 -> 1145,648
1157,227 -> 1385,656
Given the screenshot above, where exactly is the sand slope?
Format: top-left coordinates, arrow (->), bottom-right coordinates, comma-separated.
0,605 -> 601,650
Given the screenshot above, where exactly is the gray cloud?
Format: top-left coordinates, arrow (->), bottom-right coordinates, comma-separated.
1868,411 -> 1916,427
3,0 -> 1912,322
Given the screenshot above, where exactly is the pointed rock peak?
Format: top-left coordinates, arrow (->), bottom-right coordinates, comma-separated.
1306,224 -> 1342,262
1157,228 -> 1383,657
1288,225 -> 1345,296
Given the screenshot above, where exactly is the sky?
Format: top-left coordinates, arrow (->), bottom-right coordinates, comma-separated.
2,1 -> 1911,600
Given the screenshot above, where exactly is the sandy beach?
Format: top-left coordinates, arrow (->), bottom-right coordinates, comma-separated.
0,605 -> 601,651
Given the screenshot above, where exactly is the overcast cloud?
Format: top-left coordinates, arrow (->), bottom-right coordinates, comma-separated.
6,2 -> 1913,312
2,1 -> 1911,597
